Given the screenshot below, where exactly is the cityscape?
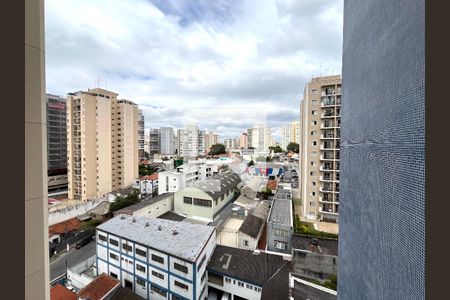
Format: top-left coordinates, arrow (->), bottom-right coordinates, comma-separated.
25,0 -> 425,300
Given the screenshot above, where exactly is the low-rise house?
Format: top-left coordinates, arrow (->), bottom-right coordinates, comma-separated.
174,171 -> 241,222
240,177 -> 264,199
133,173 -> 159,196
113,193 -> 174,218
237,214 -> 265,250
267,188 -> 293,254
50,284 -> 77,300
291,235 -> 338,281
89,201 -> 111,222
96,215 -> 216,300
66,255 -> 97,290
77,273 -> 121,300
206,245 -> 291,300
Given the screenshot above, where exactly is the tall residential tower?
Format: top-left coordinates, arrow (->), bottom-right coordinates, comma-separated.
66,88 -> 138,201
299,75 -> 341,223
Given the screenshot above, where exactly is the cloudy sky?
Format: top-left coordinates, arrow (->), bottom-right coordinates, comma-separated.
45,0 -> 343,141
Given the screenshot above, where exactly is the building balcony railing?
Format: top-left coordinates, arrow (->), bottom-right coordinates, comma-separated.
321,134 -> 335,139
319,166 -> 335,172
319,207 -> 339,215
319,196 -> 333,203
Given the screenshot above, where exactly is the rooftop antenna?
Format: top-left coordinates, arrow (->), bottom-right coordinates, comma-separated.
95,75 -> 101,88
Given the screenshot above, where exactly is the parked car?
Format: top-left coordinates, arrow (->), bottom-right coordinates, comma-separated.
75,236 -> 92,249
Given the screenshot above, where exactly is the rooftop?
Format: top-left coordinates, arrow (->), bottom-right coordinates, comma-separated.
77,273 -> 120,300
50,284 -> 77,300
242,177 -> 264,192
191,171 -> 241,200
291,235 -> 338,256
268,197 -> 292,226
140,173 -> 158,181
113,193 -> 174,216
158,211 -> 186,222
290,276 -> 337,300
89,201 -> 110,216
97,214 -> 215,262
207,245 -> 290,287
252,200 -> 271,221
239,214 -> 265,238
49,217 -> 81,235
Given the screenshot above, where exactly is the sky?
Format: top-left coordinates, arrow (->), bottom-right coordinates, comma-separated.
45,0 -> 343,141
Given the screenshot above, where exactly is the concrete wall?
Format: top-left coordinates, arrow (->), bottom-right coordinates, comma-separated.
67,255 -> 97,289
292,250 -> 337,280
237,232 -> 258,250
25,0 -> 49,298
48,198 -> 106,225
132,195 -> 173,218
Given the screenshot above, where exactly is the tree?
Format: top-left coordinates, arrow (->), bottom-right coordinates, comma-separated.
247,160 -> 255,167
109,192 -> 140,214
269,145 -> 283,153
209,143 -> 227,155
287,142 -> 299,153
144,151 -> 150,159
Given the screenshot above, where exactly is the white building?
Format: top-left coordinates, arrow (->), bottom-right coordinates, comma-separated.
132,175 -> 158,196
223,138 -> 238,150
249,125 -> 274,152
158,161 -> 219,195
96,215 -> 216,300
281,121 -> 300,150
177,124 -> 199,158
198,130 -> 206,156
160,127 -> 176,156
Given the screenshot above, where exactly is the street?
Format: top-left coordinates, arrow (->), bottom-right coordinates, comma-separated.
50,240 -> 96,281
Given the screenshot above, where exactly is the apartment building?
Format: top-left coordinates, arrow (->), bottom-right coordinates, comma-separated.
46,94 -> 67,175
177,124 -> 199,158
281,121 -> 300,150
299,75 -> 341,223
249,125 -> 274,152
149,128 -> 161,156
138,110 -> 145,160
198,130 -> 206,156
66,88 -> 138,201
96,215 -> 216,300
238,132 -> 248,149
159,127 -> 176,156
223,138 -> 238,150
204,131 -> 220,153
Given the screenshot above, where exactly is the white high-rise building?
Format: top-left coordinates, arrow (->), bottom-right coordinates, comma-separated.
138,110 -> 145,160
160,127 -> 176,156
249,125 -> 273,152
177,124 -> 199,158
281,121 -> 301,150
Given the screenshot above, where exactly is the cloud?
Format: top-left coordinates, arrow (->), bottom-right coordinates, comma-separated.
45,0 -> 343,140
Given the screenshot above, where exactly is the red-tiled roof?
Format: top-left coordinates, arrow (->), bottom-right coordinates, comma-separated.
267,180 -> 278,191
140,173 -> 158,181
50,284 -> 77,300
77,273 -> 120,300
49,218 -> 81,235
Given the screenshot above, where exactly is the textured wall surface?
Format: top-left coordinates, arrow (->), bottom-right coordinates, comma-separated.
339,0 -> 425,299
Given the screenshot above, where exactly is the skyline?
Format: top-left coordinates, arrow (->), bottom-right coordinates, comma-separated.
45,0 -> 343,140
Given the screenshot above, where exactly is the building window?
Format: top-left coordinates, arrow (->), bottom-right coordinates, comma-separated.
152,254 -> 164,264
183,197 -> 193,204
197,255 -> 206,271
109,238 -> 118,246
312,192 -> 316,196
274,240 -> 287,250
109,252 -> 118,261
152,270 -> 164,280
312,89 -> 318,95
310,201 -> 316,207
136,264 -> 146,273
174,262 -> 189,274
98,234 -> 107,242
136,248 -> 147,258
238,282 -> 244,287
136,277 -> 146,287
311,110 -> 318,115
174,280 -> 189,291
193,198 -> 212,207
311,120 -> 317,125
151,285 -> 166,297
110,272 -> 118,279
225,278 -> 231,283
201,271 -> 206,283
312,141 -> 317,146
244,240 -> 249,246
122,243 -> 132,252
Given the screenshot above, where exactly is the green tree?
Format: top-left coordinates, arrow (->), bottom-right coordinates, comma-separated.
209,143 -> 227,155
269,145 -> 283,153
287,142 -> 299,153
247,160 -> 255,167
109,192 -> 140,214
144,151 -> 150,159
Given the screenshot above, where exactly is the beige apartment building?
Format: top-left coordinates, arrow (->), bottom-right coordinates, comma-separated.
67,88 -> 138,201
300,75 -> 341,223
281,121 -> 300,150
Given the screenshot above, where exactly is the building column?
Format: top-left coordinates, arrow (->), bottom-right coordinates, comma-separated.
25,0 -> 49,299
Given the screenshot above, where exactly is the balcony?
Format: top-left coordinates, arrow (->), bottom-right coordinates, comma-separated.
319,165 -> 335,172
320,175 -> 336,182
319,206 -> 338,215
319,196 -> 333,203
321,133 -> 335,139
